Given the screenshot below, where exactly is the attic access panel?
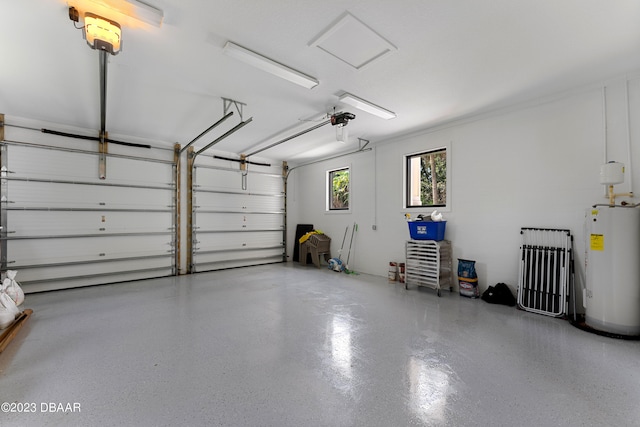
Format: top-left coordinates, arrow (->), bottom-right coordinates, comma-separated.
309,12 -> 397,70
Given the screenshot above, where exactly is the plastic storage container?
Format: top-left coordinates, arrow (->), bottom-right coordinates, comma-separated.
408,221 -> 446,241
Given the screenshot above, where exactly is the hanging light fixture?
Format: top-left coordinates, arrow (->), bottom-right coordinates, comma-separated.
83,13 -> 122,55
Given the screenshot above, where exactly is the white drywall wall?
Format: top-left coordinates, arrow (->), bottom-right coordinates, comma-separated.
287,75 -> 640,303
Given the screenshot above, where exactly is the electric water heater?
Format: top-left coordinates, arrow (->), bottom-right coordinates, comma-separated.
585,207 -> 640,335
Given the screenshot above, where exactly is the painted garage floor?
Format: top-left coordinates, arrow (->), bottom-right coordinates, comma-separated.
1,263 -> 639,426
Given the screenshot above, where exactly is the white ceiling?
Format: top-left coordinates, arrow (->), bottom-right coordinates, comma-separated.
2,1 -> 640,164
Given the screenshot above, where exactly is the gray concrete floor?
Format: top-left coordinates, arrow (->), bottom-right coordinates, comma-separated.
1,263 -> 639,426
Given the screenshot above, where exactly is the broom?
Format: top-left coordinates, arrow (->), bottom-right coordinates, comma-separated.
344,222 -> 359,275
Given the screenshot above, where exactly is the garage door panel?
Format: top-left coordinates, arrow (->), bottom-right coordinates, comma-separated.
7,180 -> 172,209
193,248 -> 283,270
9,146 -> 99,182
194,212 -> 283,230
14,256 -> 173,284
8,145 -> 173,187
196,231 -> 283,250
7,234 -> 172,266
7,211 -> 172,236
195,167 -> 283,194
195,167 -> 244,191
245,174 -> 282,194
194,191 -> 284,212
23,268 -> 174,293
108,157 -> 174,186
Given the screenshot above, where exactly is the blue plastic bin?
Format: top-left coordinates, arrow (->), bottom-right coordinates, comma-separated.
408,221 -> 446,241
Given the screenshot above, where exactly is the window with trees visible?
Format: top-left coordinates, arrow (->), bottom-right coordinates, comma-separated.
328,167 -> 350,211
405,148 -> 447,208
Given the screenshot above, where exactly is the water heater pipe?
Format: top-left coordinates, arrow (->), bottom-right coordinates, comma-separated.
625,79 -> 634,195
608,185 -> 633,206
602,86 -> 608,198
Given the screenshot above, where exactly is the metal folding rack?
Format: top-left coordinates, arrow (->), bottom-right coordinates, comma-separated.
405,239 -> 453,296
517,228 -> 572,317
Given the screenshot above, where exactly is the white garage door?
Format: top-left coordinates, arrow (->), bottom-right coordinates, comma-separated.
190,155 -> 285,272
1,135 -> 177,293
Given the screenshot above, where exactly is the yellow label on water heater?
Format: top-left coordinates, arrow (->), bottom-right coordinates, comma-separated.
590,234 -> 604,251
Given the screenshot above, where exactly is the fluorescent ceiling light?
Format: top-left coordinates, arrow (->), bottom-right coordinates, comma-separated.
339,93 -> 396,120
223,41 -> 319,89
84,13 -> 122,54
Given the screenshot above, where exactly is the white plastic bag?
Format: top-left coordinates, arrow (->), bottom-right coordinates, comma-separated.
0,291 -> 20,321
3,270 -> 25,306
0,306 -> 14,329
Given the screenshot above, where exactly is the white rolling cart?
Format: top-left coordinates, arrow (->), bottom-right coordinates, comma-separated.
405,239 -> 453,296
